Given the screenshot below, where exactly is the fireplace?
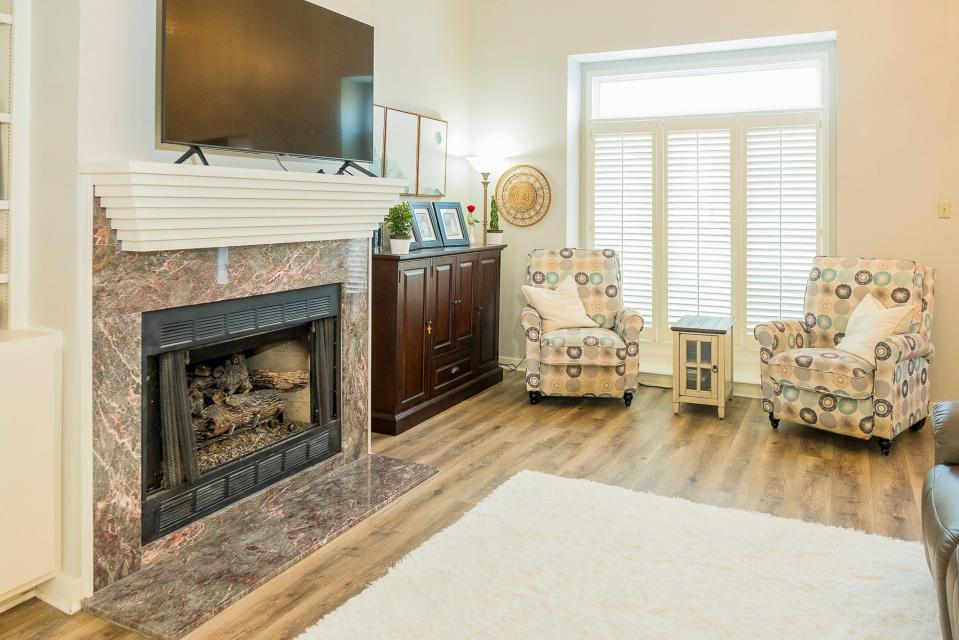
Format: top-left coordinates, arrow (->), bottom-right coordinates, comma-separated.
140,285 -> 341,543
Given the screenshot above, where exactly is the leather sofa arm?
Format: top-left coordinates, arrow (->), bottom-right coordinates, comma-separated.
934,402 -> 959,465
754,320 -> 809,363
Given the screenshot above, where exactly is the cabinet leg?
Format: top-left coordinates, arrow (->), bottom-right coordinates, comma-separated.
718,405 -> 725,420
529,391 -> 542,405
672,402 -> 680,414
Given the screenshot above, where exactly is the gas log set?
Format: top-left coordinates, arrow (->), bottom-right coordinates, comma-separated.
188,353 -> 311,470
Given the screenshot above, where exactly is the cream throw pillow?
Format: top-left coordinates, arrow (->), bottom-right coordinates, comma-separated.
522,276 -> 597,333
837,294 -> 914,365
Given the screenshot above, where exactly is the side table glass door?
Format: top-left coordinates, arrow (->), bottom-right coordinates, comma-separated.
680,334 -> 718,399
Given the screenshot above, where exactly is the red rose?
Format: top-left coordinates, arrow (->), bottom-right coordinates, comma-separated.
467,205 -> 476,213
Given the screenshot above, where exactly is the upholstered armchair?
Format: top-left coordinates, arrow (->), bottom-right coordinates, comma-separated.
755,256 -> 937,455
521,248 -> 644,406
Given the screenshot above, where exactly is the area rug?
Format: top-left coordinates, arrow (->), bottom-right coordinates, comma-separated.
299,471 -> 939,639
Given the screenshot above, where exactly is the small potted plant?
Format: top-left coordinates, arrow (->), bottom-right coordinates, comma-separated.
385,202 -> 414,255
487,196 -> 504,246
466,204 -> 479,244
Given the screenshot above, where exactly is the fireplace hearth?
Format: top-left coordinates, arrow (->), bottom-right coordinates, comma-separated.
140,285 -> 341,543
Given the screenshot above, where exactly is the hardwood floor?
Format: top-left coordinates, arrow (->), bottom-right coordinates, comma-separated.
0,372 -> 934,639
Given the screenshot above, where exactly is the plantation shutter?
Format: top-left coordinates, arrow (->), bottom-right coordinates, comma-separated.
665,129 -> 732,324
592,132 -> 654,325
745,125 -> 819,330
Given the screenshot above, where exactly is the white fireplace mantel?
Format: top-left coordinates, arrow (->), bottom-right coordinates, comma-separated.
79,161 -> 407,252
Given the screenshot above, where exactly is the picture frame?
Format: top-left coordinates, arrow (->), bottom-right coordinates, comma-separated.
416,116 -> 448,196
408,201 -> 443,250
384,108 -> 419,195
371,105 -> 386,177
433,201 -> 470,247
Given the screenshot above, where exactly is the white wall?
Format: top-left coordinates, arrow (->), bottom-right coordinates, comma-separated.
27,0 -> 473,609
28,0 -> 82,610
468,0 -> 959,401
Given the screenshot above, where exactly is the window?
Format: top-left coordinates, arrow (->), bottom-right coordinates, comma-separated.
593,63 -> 822,120
592,132 -> 654,324
665,129 -> 731,324
745,124 -> 819,329
585,44 -> 833,346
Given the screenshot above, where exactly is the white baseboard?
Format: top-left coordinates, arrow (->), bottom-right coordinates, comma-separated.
499,358 -> 761,399
36,573 -> 86,614
0,588 -> 37,615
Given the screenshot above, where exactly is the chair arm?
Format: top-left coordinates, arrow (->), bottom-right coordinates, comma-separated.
933,402 -> 959,465
520,305 -> 543,391
614,307 -> 645,342
875,332 -> 934,364
520,305 -> 543,340
754,320 -> 809,362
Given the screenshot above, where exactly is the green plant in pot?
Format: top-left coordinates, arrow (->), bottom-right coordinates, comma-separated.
487,196 -> 504,246
386,202 -> 414,254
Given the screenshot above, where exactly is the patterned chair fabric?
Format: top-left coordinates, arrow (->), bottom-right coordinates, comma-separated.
521,248 -> 644,398
756,256 -> 937,442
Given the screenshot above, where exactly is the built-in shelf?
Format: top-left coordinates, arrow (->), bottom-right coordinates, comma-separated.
0,13 -> 11,25
0,113 -> 10,124
0,274 -> 8,285
0,200 -> 10,210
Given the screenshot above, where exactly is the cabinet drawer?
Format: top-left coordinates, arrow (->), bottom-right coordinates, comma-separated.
430,349 -> 474,395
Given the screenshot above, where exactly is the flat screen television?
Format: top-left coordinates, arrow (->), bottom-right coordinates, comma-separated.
160,0 -> 374,162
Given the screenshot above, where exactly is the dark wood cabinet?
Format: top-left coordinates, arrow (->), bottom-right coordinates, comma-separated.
372,245 -> 505,435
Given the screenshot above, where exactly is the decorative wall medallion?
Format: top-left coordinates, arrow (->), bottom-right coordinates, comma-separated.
495,164 -> 551,227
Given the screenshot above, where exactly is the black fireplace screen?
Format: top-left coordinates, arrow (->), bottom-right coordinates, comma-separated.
140,285 -> 341,543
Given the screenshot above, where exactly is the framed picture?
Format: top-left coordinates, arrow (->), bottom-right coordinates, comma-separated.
408,201 -> 443,250
416,116 -> 448,196
434,202 -> 469,247
371,105 -> 386,177
384,108 -> 419,195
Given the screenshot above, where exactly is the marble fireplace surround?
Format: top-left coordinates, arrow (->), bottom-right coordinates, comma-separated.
85,163 -> 407,592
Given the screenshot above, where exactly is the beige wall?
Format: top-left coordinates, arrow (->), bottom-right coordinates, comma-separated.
28,0 -> 473,609
468,0 -> 959,401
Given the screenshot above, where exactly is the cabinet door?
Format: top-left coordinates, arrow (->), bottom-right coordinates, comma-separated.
452,254 -> 476,350
475,252 -> 501,372
397,262 -> 430,411
428,256 -> 456,357
680,334 -> 718,400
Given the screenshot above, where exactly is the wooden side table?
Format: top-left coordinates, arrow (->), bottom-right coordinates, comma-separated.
671,315 -> 734,419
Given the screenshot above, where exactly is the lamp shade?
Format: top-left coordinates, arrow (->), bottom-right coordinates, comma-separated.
466,155 -> 509,175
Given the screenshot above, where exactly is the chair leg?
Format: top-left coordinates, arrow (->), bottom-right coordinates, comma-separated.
624,392 -> 634,407
909,418 -> 927,432
878,438 -> 892,456
768,413 -> 780,429
529,391 -> 542,405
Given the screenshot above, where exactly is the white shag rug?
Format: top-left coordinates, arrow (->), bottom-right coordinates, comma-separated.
299,471 -> 939,639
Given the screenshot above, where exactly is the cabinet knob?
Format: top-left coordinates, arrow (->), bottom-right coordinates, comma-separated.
450,366 -> 461,376
426,321 -> 432,335
711,364 -> 719,373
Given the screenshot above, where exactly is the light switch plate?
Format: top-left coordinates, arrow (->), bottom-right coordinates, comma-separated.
939,200 -> 953,219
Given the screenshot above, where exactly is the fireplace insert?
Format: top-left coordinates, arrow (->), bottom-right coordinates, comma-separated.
140,285 -> 341,543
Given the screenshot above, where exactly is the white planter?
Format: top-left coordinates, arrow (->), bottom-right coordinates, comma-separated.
487,231 -> 504,246
391,237 -> 412,255
468,226 -> 477,244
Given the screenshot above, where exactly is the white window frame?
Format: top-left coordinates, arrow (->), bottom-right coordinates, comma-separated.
581,43 -> 836,351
